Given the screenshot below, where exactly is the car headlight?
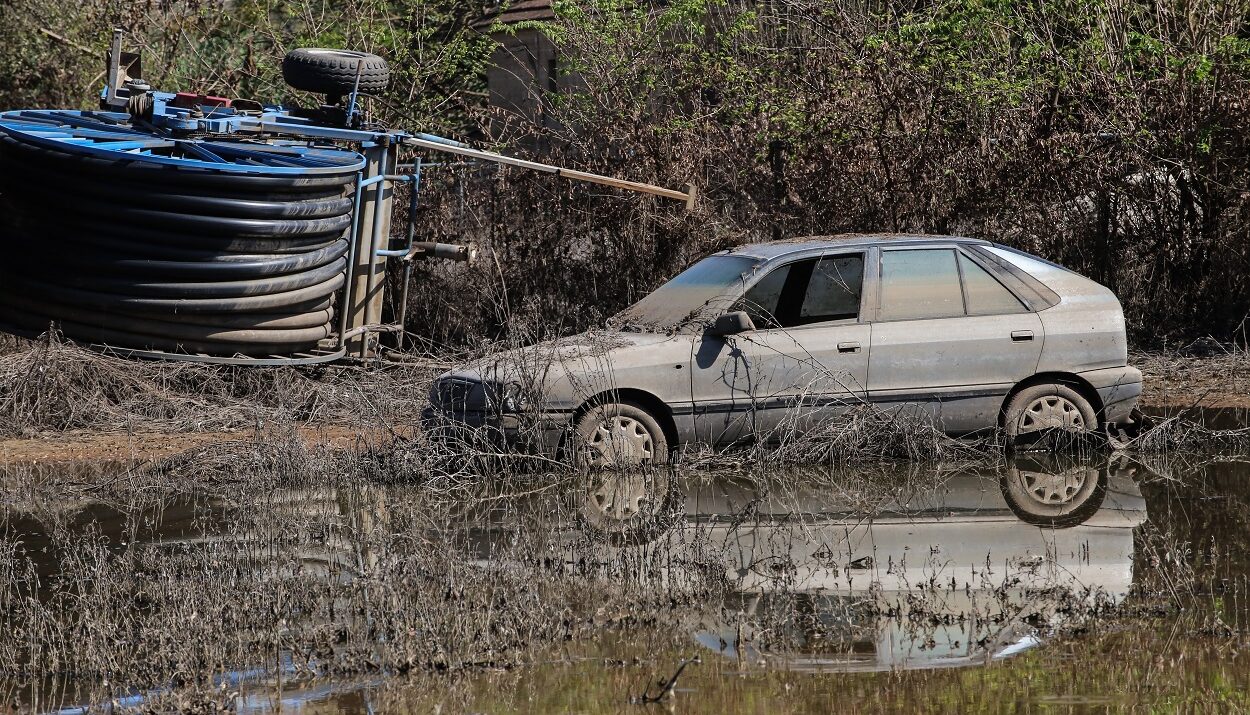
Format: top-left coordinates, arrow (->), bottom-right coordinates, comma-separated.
430,377 -> 490,412
499,382 -> 528,414
430,378 -> 528,414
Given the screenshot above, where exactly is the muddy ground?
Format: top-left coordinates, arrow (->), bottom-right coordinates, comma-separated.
0,337 -> 1244,463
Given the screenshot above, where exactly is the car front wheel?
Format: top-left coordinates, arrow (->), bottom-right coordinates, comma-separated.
573,401 -> 669,467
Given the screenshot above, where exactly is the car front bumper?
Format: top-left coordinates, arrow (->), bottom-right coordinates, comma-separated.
421,405 -> 570,454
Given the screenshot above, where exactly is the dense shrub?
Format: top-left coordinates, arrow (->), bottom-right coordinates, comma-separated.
2,0 -> 1248,347
409,0 -> 1250,347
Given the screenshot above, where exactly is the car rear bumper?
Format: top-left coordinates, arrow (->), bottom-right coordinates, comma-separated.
1079,366 -> 1143,426
421,405 -> 569,453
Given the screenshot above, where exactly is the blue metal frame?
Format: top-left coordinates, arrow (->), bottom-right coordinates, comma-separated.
0,109 -> 369,174
0,74 -> 688,365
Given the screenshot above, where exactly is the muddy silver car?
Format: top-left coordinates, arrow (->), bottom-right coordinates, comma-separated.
425,235 -> 1142,463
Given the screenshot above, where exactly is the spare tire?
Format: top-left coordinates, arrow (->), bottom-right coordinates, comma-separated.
282,48 -> 390,97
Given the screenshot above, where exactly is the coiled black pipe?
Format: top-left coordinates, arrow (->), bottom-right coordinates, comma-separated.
44,238 -> 350,279
0,131 -> 362,356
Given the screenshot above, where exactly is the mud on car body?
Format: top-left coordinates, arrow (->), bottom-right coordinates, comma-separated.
424,235 -> 1143,463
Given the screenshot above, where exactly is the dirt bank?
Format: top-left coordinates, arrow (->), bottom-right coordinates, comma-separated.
1135,349 -> 1250,410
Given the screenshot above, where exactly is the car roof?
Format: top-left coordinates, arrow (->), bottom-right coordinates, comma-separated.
721,234 -> 990,261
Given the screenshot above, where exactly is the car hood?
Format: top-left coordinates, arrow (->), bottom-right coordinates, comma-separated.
436,330 -> 688,406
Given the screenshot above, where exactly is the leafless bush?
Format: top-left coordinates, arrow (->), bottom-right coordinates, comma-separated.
1,1 -> 1248,351
403,0 -> 1250,348
764,404 -> 997,465
1129,417 -> 1250,454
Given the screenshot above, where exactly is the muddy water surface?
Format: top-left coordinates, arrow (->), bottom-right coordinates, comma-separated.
3,450 -> 1250,713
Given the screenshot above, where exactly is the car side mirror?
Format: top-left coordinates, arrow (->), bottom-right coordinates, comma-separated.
711,311 -> 756,336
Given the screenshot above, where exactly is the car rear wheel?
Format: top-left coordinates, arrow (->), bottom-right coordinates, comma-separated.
573,401 -> 669,467
1003,383 -> 1098,448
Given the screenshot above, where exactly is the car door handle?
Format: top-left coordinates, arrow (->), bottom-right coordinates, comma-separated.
838,341 -> 861,353
1011,330 -> 1034,342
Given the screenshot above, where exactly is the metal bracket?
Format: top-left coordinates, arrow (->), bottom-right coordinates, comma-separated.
103,29 -> 143,111
340,323 -> 404,341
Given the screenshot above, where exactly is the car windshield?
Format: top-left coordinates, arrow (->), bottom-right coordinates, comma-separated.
613,255 -> 759,331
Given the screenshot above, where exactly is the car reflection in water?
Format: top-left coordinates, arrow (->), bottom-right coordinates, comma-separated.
578,455 -> 1146,672
1,453 -> 1146,713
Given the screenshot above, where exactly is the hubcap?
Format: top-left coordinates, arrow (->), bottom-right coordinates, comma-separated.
588,473 -> 655,521
1016,395 -> 1086,433
1020,469 -> 1087,505
583,415 -> 654,467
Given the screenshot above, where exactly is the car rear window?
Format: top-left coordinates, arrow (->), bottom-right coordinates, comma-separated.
985,245 -> 1073,281
959,253 -> 1027,315
879,249 -> 965,320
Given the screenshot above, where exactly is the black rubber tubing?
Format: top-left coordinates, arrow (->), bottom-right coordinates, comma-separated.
17,237 -> 350,280
3,271 -> 346,313
0,153 -> 354,216
61,297 -> 338,324
36,217 -> 350,255
4,177 -> 353,219
40,231 -> 345,265
0,146 -> 351,203
3,311 -> 330,355
20,257 -> 348,299
2,291 -> 334,340
0,128 -> 362,355
7,191 -> 354,237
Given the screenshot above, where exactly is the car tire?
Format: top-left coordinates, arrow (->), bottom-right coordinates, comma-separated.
1003,382 -> 1098,448
573,401 -> 669,467
282,48 -> 390,97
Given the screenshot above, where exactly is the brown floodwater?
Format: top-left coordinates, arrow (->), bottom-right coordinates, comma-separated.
3,449 -> 1250,713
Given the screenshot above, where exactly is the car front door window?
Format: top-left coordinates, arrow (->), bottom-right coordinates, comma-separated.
799,254 -> 863,324
737,253 -> 864,329
737,263 -> 792,329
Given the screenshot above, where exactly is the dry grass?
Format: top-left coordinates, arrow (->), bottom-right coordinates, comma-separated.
0,333 -> 440,438
6,332 -> 1250,477
0,333 -> 28,357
